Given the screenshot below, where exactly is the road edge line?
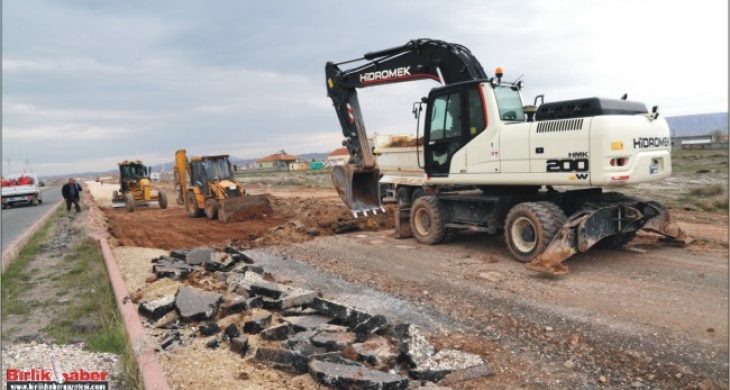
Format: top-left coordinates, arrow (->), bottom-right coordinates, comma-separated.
1,200 -> 63,273
97,237 -> 171,390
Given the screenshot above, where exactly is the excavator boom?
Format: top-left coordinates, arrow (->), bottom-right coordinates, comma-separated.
325,38 -> 487,216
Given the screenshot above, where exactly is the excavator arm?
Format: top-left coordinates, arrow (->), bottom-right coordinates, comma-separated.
325,38 -> 488,215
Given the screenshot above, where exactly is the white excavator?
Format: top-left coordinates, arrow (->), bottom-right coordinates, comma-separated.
325,38 -> 688,275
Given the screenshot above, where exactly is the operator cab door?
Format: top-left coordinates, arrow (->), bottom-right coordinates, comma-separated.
191,161 -> 209,196
424,90 -> 466,177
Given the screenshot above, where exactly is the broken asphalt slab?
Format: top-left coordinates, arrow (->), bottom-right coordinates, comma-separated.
308,359 -> 409,390
243,311 -> 272,333
397,323 -> 436,367
138,294 -> 176,320
310,297 -> 372,327
283,314 -> 333,332
175,286 -> 222,321
409,349 -> 486,382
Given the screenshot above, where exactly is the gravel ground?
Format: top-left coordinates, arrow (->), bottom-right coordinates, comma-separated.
1,343 -> 123,387
85,181 -> 120,209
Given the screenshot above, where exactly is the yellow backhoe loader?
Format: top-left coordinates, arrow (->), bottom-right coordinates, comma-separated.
112,160 -> 168,212
174,149 -> 272,222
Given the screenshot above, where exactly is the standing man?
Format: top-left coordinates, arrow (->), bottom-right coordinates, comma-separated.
61,178 -> 82,212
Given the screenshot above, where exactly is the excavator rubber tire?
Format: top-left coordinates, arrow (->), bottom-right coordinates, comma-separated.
410,196 -> 447,245
158,191 -> 168,209
187,192 -> 204,218
411,188 -> 425,204
125,193 -> 136,212
504,202 -> 564,263
396,186 -> 412,207
204,199 -> 219,220
534,201 -> 567,236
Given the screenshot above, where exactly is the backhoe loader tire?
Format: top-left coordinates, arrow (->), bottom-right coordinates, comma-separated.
125,193 -> 135,212
204,199 -> 218,220
504,202 -> 564,263
187,192 -> 204,218
411,188 -> 425,204
158,191 -> 168,209
395,187 -> 412,207
410,196 -> 447,245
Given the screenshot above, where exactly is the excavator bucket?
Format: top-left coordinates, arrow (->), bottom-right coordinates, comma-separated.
332,164 -> 384,217
217,194 -> 273,223
527,198 -> 691,275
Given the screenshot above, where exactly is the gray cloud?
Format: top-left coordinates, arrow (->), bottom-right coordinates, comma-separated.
3,0 -> 727,175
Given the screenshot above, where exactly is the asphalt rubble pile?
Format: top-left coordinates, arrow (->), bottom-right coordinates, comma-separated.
134,246 -> 494,389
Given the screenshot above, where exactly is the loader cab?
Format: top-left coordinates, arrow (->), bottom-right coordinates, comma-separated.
190,156 -> 234,196
423,80 -> 489,177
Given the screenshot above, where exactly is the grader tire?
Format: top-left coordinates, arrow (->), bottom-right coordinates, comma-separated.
158,191 -> 168,209
504,202 -> 565,263
410,196 -> 447,245
204,199 -> 219,220
125,193 -> 136,212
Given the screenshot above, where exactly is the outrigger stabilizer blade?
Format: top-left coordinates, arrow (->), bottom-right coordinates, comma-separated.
331,164 -> 384,218
527,198 -> 691,275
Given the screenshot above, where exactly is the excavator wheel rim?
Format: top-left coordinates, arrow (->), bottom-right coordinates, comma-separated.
413,207 -> 432,236
511,216 -> 538,253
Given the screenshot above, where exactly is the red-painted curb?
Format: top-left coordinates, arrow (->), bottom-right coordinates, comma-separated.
98,238 -> 170,390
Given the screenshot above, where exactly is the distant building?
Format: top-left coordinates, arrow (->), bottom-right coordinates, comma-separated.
671,134 -> 728,150
290,161 -> 310,171
327,147 -> 349,165
256,151 -> 298,170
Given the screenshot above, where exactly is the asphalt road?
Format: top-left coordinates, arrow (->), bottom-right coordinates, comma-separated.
1,186 -> 63,252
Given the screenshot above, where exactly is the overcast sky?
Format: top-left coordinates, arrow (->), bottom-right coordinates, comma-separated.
3,0 -> 728,176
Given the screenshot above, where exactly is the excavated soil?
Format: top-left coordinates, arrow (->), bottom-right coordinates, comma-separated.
102,195 -> 393,251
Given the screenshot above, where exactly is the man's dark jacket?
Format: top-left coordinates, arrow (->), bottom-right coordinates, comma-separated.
61,183 -> 82,199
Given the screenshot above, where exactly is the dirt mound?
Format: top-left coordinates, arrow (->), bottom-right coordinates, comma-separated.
103,195 -> 393,250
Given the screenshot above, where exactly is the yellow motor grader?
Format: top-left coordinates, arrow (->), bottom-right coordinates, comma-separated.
112,160 -> 168,212
174,149 -> 272,222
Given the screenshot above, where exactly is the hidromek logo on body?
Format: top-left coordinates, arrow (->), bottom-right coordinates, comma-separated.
360,66 -> 411,83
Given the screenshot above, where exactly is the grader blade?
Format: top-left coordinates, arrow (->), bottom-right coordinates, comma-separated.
111,199 -> 127,208
218,194 -> 273,223
527,200 -> 691,276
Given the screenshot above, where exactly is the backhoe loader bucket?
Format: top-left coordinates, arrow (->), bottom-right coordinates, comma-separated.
332,164 -> 384,217
218,194 -> 273,223
527,198 -> 691,275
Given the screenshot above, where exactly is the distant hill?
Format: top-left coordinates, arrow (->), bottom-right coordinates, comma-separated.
665,112 -> 728,137
45,151 -> 331,179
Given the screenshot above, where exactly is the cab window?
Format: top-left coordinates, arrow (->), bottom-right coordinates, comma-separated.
467,88 -> 486,135
429,92 -> 462,141
493,85 -> 524,121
